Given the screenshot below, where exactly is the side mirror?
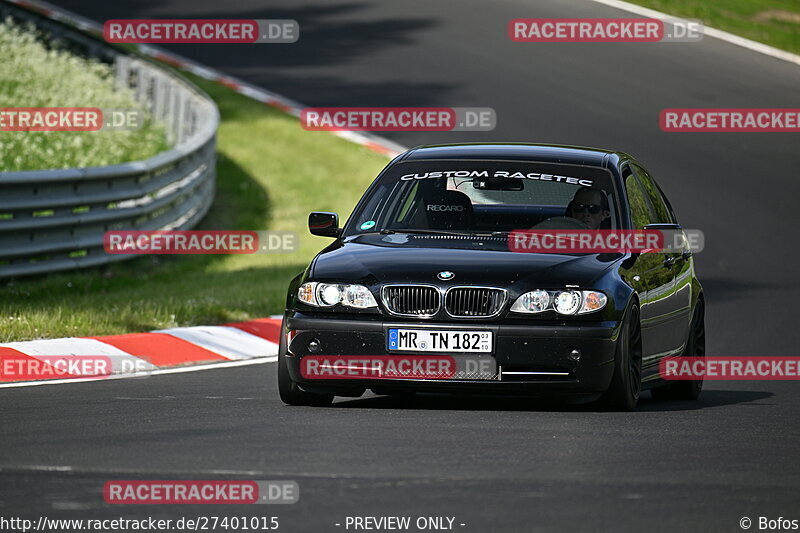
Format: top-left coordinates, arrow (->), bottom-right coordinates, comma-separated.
308,212 -> 340,237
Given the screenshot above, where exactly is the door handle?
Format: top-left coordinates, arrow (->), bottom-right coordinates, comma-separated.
663,256 -> 676,268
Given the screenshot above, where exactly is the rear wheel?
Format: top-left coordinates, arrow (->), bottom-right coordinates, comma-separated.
652,300 -> 705,401
600,304 -> 642,411
277,320 -> 334,407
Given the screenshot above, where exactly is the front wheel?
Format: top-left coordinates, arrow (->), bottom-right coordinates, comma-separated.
599,304 -> 642,411
277,320 -> 333,407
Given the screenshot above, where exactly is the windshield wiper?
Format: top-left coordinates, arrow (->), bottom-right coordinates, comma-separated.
380,229 -> 511,238
380,229 -> 473,236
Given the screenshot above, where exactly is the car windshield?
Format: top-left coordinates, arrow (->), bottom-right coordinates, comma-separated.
346,160 -> 620,235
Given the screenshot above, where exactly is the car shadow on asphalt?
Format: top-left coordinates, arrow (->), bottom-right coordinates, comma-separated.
331,389 -> 774,413
636,389 -> 774,412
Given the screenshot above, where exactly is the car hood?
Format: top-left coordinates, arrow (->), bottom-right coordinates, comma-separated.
311,234 -> 621,288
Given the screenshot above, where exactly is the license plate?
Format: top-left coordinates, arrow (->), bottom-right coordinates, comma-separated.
387,329 -> 492,353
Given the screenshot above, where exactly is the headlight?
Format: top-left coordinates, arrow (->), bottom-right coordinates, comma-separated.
342,284 -> 378,308
298,282 -> 317,306
510,289 -> 550,313
297,282 -> 377,309
580,291 -> 607,314
511,289 -> 607,315
554,291 -> 581,315
317,283 -> 342,306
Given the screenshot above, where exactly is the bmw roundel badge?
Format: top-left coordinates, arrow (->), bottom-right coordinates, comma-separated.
437,271 -> 455,281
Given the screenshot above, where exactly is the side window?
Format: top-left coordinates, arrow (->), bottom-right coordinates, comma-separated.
633,165 -> 673,224
624,167 -> 652,229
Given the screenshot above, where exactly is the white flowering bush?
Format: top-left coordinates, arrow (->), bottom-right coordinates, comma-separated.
0,18 -> 168,171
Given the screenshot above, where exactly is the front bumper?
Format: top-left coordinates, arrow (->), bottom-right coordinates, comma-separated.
284,312 -> 621,395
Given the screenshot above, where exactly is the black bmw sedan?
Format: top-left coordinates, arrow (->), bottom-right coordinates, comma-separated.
278,143 -> 704,410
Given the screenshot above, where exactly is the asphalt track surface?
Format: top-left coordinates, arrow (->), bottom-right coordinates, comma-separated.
3,1 -> 800,531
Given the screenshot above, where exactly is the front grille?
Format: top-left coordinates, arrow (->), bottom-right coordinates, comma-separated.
445,287 -> 507,318
382,285 -> 440,317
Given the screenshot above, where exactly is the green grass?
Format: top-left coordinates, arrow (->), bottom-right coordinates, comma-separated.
0,18 -> 168,170
0,72 -> 389,342
626,0 -> 800,54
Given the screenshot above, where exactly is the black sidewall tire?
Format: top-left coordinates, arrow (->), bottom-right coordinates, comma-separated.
600,304 -> 642,411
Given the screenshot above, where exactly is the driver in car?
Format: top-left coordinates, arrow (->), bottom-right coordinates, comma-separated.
567,187 -> 610,230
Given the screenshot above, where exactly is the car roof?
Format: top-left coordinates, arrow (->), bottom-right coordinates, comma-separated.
400,143 -> 632,168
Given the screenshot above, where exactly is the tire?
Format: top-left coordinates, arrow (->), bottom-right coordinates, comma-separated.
652,300 -> 705,401
277,320 -> 334,407
600,303 -> 643,411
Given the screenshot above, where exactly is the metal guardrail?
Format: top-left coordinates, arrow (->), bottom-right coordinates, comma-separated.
0,2 -> 219,278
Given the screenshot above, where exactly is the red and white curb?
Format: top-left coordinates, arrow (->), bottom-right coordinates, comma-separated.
0,317 -> 282,388
6,0 -> 406,157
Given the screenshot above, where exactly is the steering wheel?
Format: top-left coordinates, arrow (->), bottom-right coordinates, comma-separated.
531,216 -> 589,230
